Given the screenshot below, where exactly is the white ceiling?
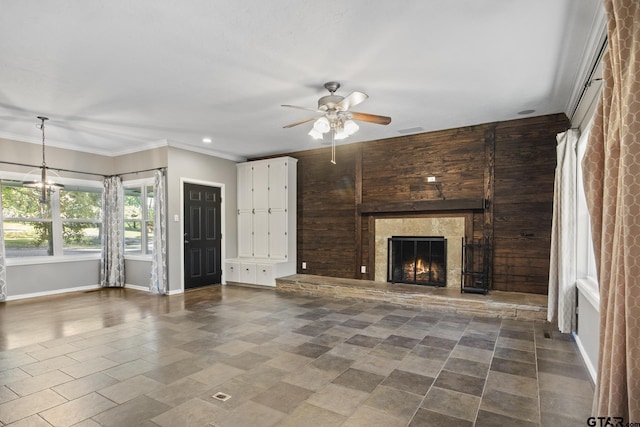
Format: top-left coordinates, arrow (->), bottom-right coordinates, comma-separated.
0,0 -> 604,161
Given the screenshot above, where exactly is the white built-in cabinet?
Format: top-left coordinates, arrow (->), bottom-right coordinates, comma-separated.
226,156 -> 297,287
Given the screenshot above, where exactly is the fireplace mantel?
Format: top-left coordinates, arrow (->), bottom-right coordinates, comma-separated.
358,198 -> 485,214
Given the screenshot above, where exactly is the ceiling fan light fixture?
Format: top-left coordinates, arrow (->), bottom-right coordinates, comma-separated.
308,129 -> 323,140
313,117 -> 331,133
343,119 -> 359,136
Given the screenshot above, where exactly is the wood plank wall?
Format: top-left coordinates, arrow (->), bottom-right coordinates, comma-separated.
263,113 -> 569,295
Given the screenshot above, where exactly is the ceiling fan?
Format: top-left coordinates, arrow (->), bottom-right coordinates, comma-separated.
282,82 -> 391,164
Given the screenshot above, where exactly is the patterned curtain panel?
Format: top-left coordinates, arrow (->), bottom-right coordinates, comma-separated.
150,170 -> 168,294
0,186 -> 7,301
548,129 -> 578,333
101,176 -> 125,287
582,0 -> 640,420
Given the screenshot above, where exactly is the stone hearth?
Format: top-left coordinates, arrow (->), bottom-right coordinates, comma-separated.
276,274 -> 547,321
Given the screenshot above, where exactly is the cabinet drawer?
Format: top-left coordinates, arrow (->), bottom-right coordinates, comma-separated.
255,263 -> 275,286
239,263 -> 257,284
225,262 -> 240,282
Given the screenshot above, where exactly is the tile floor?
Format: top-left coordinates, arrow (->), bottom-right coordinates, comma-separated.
0,285 -> 594,426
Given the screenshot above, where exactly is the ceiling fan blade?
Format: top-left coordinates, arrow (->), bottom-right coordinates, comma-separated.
281,104 -> 319,112
336,91 -> 368,111
351,112 -> 392,125
283,116 -> 317,128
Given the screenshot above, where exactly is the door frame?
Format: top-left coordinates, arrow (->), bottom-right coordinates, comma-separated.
179,177 -> 226,291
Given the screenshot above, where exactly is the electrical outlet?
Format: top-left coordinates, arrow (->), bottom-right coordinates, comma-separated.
361,265 -> 367,273
302,262 -> 307,269
173,214 -> 179,222
427,176 -> 436,182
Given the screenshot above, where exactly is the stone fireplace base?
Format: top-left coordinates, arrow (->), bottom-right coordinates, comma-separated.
374,217 -> 465,288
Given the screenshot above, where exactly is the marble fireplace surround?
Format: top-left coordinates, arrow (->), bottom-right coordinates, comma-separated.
374,216 -> 466,288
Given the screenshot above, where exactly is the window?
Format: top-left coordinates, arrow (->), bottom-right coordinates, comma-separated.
60,187 -> 102,255
1,178 -> 102,258
124,183 -> 154,255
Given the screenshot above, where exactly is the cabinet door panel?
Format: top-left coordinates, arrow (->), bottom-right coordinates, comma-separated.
268,160 -> 288,210
269,210 -> 287,260
253,163 -> 269,210
237,164 -> 253,211
238,211 -> 253,257
253,210 -> 269,258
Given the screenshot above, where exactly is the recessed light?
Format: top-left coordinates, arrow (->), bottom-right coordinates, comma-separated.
202,137 -> 212,143
517,109 -> 536,115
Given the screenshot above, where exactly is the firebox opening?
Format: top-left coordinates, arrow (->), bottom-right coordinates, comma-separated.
387,236 -> 447,287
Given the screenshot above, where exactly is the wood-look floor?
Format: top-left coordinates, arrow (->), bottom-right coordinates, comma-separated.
0,286 -> 225,351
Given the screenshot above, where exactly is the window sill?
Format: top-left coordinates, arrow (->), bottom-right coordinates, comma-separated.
577,277 -> 600,312
6,255 -> 100,266
124,255 -> 153,262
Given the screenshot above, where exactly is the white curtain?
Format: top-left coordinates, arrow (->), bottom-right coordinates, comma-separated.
0,186 -> 7,301
548,128 -> 579,333
150,170 -> 168,294
101,176 -> 125,287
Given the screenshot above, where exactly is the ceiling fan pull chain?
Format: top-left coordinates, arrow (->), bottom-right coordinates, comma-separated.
331,130 -> 336,165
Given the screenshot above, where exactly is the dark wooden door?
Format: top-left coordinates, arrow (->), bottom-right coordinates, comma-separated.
184,183 -> 222,289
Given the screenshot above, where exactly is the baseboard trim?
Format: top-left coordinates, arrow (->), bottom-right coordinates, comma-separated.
5,284 -> 101,301
573,331 -> 598,384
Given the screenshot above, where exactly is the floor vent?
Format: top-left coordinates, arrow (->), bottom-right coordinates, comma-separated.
212,392 -> 231,402
544,331 -> 552,339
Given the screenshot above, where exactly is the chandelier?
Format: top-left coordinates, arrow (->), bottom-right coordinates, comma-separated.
22,116 -> 64,204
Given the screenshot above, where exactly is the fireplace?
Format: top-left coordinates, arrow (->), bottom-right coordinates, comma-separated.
387,236 -> 447,286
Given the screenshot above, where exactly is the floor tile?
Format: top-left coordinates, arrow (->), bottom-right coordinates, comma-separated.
479,388 -> 540,423
382,369 -> 433,395
351,354 -> 399,376
364,385 -> 423,421
214,399 -> 285,427
4,414 -> 52,427
60,357 -> 119,379
288,342 -> 331,359
490,357 -> 537,379
278,402 -> 346,427
52,372 -> 119,400
188,362 -> 245,386
142,358 -> 205,384
98,374 -> 164,404
283,366 -> 339,391
151,397 -> 222,427
103,358 -> 155,381
310,353 -> 354,373
342,405 -> 406,427
146,377 -> 212,407
485,369 -> 538,398
421,386 -> 480,421
332,368 -> 385,393
6,369 -> 73,397
39,392 -> 116,426
0,389 -> 67,424
433,370 -> 485,396
442,356 -> 489,378
494,346 -> 536,364
0,385 -> 18,404
409,408 -> 473,427
344,334 -> 383,348
306,383 -> 369,416
382,334 -> 420,349
419,335 -> 458,350
251,381 -> 313,414
91,395 -> 171,427
475,409 -> 539,427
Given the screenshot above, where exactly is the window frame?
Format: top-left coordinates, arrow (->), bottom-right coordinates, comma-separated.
123,178 -> 154,260
1,171 -> 104,265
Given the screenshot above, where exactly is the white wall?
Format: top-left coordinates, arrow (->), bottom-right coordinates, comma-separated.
166,147 -> 238,292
